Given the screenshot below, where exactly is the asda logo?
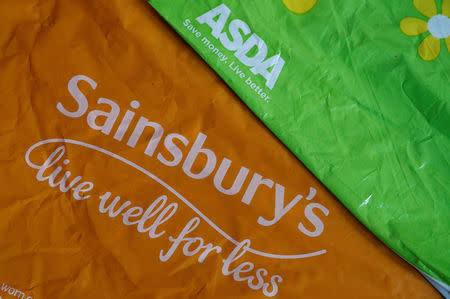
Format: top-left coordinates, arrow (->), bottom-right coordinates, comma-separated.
196,4 -> 285,90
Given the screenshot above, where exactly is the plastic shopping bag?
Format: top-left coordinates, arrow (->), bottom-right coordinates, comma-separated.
147,0 -> 450,288
0,0 -> 442,298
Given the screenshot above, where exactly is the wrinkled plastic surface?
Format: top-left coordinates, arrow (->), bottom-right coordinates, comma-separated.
0,0 -> 442,298
148,0 -> 450,287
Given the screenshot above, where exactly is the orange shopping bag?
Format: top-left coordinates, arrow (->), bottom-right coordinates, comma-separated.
0,0 -> 440,298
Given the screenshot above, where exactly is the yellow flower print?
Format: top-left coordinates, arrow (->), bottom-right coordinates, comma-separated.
400,0 -> 450,61
282,0 -> 317,14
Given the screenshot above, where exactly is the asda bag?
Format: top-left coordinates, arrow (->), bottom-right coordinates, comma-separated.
0,0 -> 442,298
147,0 -> 450,289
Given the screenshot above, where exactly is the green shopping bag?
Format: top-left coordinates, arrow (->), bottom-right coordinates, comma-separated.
147,0 -> 450,288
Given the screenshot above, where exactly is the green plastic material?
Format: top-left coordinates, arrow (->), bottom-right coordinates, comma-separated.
147,0 -> 450,286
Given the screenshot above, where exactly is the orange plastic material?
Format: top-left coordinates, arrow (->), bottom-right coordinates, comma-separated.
0,0 -> 440,298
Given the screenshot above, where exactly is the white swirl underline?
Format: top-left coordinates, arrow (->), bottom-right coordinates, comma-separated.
25,138 -> 326,260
